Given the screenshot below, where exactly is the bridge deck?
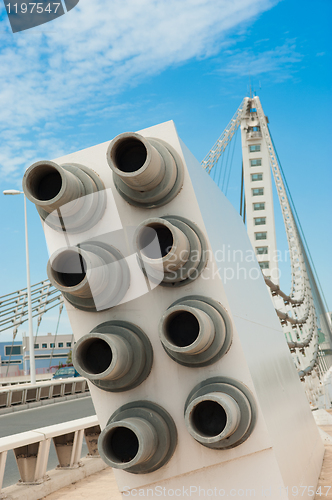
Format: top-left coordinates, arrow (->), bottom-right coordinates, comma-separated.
43,412 -> 332,500
43,467 -> 120,500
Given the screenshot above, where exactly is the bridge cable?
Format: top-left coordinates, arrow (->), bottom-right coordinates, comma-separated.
49,303 -> 64,370
215,142 -> 226,186
221,132 -> 233,191
240,162 -> 244,216
266,124 -> 331,376
225,127 -> 239,196
268,125 -> 330,313
34,317 -> 42,345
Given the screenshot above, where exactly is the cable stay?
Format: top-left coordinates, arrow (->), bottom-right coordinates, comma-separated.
0,281 -> 64,334
202,98 -> 249,174
48,303 -> 64,369
207,121 -> 240,199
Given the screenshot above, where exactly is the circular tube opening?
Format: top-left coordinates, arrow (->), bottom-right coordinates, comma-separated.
51,250 -> 86,287
106,427 -> 139,463
27,165 -> 62,201
114,138 -> 147,173
191,401 -> 227,437
79,338 -> 112,374
165,311 -> 199,347
138,224 -> 173,259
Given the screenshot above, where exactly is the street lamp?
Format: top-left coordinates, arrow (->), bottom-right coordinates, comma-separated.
3,189 -> 36,384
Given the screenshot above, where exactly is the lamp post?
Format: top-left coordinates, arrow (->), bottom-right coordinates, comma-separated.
3,190 -> 36,384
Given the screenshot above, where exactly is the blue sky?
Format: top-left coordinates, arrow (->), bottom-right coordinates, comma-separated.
0,0 -> 331,340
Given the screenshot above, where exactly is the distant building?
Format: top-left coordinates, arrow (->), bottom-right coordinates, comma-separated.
0,333 -> 73,377
0,341 -> 23,376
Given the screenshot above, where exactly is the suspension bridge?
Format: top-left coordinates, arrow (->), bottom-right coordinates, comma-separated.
1,95 -> 331,403
1,95 -> 332,498
202,95 -> 332,406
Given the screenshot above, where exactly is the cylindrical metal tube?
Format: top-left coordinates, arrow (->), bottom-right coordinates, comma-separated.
185,392 -> 241,445
107,133 -> 165,192
98,400 -> 177,473
99,417 -> 158,469
47,242 -> 130,312
23,161 -> 85,213
184,377 -> 256,449
23,160 -> 106,233
107,133 -> 184,208
158,296 -> 231,367
159,305 -> 215,355
135,218 -> 190,273
73,332 -> 133,382
47,247 -> 108,299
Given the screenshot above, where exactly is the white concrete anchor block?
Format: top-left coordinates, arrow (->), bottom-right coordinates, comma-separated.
26,120 -> 324,498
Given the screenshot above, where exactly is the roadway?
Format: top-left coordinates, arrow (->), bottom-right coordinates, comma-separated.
0,396 -> 95,488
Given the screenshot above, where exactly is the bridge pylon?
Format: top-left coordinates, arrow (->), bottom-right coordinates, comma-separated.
203,95 -> 332,409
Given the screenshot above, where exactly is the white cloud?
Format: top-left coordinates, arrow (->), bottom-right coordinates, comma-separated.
0,0 -> 278,181
221,39 -> 302,79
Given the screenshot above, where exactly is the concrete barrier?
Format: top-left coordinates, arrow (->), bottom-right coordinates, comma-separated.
0,415 -> 100,493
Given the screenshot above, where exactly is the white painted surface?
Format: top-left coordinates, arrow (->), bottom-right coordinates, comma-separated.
0,415 -> 98,453
37,121 -> 324,497
125,448 -> 289,500
241,105 -> 279,284
185,139 -> 324,495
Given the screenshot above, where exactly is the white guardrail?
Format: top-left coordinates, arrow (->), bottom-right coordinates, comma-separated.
0,377 -> 89,410
0,373 -> 53,387
0,415 -> 100,492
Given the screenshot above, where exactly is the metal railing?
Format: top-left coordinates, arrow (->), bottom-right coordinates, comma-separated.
246,130 -> 262,140
0,415 -> 100,492
0,377 -> 89,410
201,98 -> 248,173
0,373 -> 53,387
